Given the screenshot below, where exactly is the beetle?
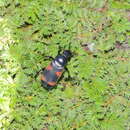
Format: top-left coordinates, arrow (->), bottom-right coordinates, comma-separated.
40,50 -> 72,90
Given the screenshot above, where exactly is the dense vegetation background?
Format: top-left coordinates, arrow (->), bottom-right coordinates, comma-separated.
0,0 -> 130,129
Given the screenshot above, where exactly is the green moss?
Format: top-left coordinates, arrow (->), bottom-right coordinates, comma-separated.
0,0 -> 130,129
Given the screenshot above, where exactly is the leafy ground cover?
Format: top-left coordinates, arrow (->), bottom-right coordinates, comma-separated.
0,0 -> 130,129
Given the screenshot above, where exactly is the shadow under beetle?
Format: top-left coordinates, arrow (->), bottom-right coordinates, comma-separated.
40,49 -> 72,91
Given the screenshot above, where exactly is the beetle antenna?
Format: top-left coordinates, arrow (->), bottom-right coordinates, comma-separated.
68,42 -> 71,51
58,45 -> 62,55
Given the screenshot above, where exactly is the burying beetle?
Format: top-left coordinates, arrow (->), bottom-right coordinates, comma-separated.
39,44 -> 72,90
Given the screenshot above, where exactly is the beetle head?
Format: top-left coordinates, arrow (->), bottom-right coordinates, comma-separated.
63,50 -> 72,60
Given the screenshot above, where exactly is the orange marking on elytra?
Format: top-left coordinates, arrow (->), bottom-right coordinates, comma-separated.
55,71 -> 62,77
46,64 -> 53,70
40,75 -> 46,81
48,82 -> 56,86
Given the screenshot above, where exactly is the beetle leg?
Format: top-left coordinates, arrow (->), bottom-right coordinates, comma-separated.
34,68 -> 45,79
64,67 -> 71,80
44,56 -> 54,60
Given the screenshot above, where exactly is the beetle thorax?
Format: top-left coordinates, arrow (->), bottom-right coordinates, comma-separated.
52,56 -> 67,69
